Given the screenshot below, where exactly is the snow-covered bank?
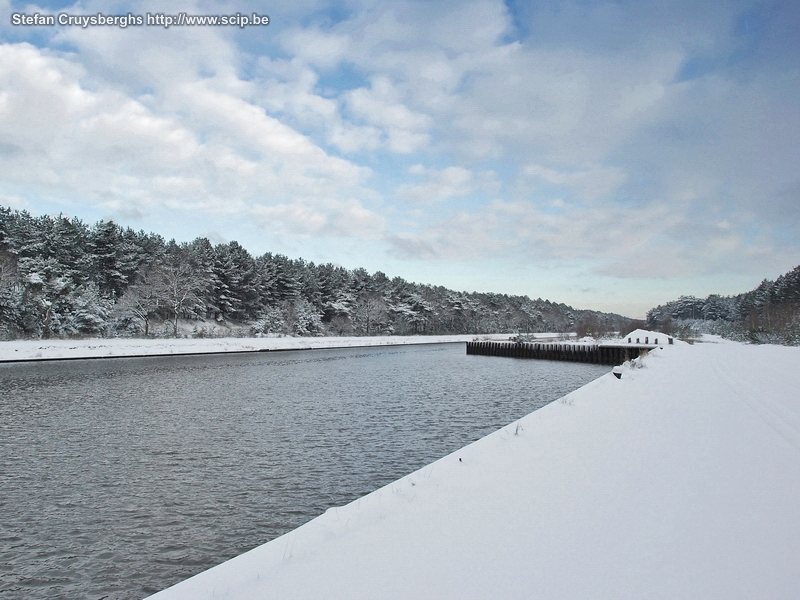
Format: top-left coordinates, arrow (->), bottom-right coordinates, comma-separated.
0,334 -> 517,362
148,337 -> 800,600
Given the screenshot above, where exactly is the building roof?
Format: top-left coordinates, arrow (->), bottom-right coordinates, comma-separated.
622,329 -> 670,344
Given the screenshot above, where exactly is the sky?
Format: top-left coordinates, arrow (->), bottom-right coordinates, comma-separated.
1,0 -> 799,318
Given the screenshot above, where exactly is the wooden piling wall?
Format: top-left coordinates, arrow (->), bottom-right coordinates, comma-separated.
465,341 -> 645,365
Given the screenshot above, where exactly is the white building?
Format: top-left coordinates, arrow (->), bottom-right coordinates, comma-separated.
622,328 -> 673,347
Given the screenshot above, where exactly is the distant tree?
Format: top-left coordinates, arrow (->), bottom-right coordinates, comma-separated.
152,251 -> 207,337
250,305 -> 287,335
0,204 -> 664,341
62,283 -> 113,336
283,297 -> 323,336
114,268 -> 162,336
352,292 -> 389,335
273,254 -> 302,301
0,247 -> 22,338
254,253 -> 280,307
212,241 -> 259,321
89,220 -> 127,297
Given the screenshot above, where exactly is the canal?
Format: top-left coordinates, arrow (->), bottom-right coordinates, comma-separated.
0,343 -> 608,599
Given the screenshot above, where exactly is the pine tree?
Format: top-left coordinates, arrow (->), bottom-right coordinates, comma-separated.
272,254 -> 301,302
89,220 -> 127,298
254,253 -> 280,308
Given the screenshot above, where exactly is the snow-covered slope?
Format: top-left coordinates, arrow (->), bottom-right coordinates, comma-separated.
148,337 -> 800,599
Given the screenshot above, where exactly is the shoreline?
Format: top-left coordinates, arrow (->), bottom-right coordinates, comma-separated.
0,333 -> 520,363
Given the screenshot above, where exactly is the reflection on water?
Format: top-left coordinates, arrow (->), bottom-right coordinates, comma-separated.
0,343 -> 608,599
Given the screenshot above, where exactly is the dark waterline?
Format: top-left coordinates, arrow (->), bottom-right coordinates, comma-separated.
0,343 -> 608,599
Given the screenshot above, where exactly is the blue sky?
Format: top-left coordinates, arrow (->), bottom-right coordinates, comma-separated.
1,0 -> 799,317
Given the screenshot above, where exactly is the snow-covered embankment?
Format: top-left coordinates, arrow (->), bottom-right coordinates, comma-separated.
148,337 -> 800,599
0,334 -> 514,362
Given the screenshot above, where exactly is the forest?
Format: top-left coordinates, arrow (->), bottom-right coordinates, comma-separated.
0,207 -> 634,340
646,265 -> 800,345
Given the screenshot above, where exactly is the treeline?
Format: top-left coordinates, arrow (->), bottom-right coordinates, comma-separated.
646,265 -> 800,345
0,207 -> 632,340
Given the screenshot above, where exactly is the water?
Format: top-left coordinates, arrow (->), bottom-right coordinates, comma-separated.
0,343 -> 608,599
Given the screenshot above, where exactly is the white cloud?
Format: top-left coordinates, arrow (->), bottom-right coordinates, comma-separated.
327,199 -> 386,236
252,198 -> 385,238
0,40 -> 373,221
279,29 -> 351,69
254,56 -> 384,154
520,164 -> 628,201
396,165 -> 498,204
344,77 -> 432,153
272,0 -> 687,168
252,202 -> 328,235
0,193 -> 28,210
385,195 -> 795,281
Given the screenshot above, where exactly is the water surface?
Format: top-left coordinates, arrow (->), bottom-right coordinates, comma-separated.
0,343 -> 608,599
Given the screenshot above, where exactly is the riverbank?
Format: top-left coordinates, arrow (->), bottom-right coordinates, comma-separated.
0,333 -> 519,362
148,336 -> 800,599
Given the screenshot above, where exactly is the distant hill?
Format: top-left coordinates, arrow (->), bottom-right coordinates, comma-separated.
646,265 -> 800,345
0,206 -> 635,340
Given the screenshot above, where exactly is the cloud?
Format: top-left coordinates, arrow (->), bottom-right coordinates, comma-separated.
0,193 -> 28,210
252,198 -> 385,238
0,40 -> 372,220
343,76 -> 432,153
386,194 -> 796,281
254,56 -> 384,154
279,28 -> 351,70
271,0 -> 690,168
252,202 -> 328,235
520,164 -> 628,202
384,233 -> 439,260
395,165 -> 498,204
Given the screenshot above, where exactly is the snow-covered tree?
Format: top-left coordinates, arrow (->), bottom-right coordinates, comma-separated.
152,249 -> 207,336
89,220 -> 127,297
250,305 -> 287,335
114,268 -> 162,336
285,297 -> 323,336
212,241 -> 259,321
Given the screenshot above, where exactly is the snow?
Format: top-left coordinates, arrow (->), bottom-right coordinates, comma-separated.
0,334 -> 514,362
147,336 -> 800,600
615,328 -> 672,345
